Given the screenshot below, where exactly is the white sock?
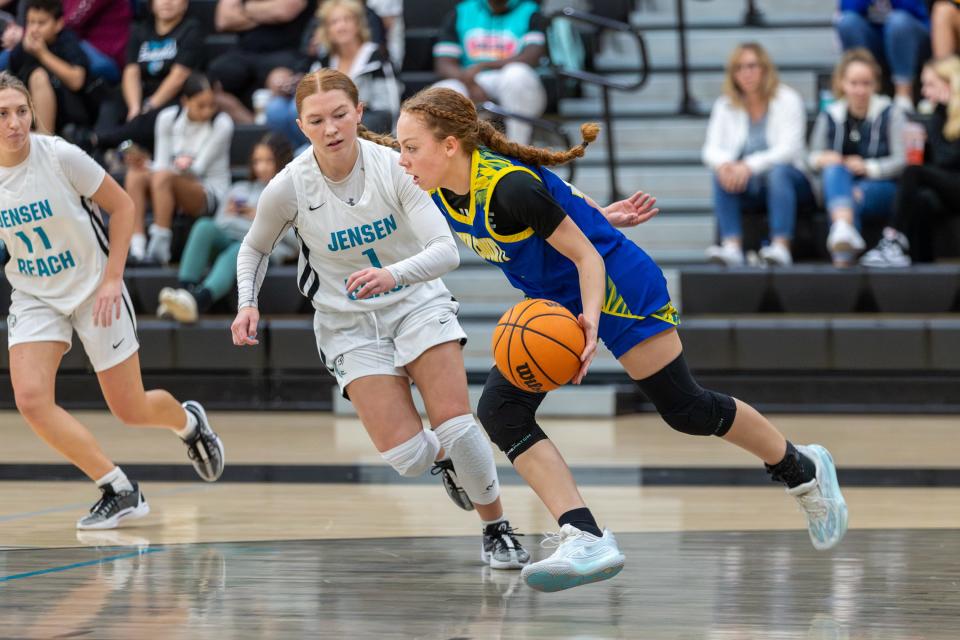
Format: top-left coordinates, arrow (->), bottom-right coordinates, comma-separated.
175,408 -> 198,440
130,233 -> 146,261
481,516 -> 507,527
95,466 -> 133,493
147,224 -> 173,263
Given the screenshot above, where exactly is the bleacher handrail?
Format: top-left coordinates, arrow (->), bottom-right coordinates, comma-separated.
546,7 -> 650,93
545,7 -> 651,201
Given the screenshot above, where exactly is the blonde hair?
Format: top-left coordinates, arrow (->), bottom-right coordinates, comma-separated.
400,87 -> 598,166
722,43 -> 780,109
832,48 -> 882,98
0,72 -> 37,130
928,55 -> 960,141
315,0 -> 371,55
293,68 -> 397,148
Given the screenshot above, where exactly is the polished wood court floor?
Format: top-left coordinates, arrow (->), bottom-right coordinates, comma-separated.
1,411 -> 958,638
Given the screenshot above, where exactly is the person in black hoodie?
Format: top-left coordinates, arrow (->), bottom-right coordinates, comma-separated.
861,55 -> 960,266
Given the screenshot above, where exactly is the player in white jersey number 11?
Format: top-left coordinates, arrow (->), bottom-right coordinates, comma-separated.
0,72 -> 225,531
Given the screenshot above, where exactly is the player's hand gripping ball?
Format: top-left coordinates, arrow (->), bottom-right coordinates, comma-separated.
492,299 -> 586,393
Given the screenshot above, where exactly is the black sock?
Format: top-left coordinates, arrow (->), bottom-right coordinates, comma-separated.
765,441 -> 817,488
558,507 -> 602,537
193,287 -> 214,313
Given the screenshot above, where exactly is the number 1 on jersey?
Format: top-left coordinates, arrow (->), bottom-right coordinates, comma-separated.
361,248 -> 382,268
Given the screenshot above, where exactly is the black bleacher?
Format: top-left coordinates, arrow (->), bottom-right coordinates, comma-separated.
680,265 -> 960,315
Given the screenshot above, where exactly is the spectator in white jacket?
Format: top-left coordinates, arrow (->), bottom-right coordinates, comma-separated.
702,43 -> 813,266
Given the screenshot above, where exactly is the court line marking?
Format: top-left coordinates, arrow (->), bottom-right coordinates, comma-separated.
0,548 -> 165,583
0,485 -> 219,524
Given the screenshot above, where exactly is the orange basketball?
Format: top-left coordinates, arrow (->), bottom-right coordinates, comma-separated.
492,299 -> 586,393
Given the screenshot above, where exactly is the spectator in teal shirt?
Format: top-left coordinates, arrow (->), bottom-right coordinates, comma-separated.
433,0 -> 546,144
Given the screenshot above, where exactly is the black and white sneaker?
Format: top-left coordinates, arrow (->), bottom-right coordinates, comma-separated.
76,482 -> 150,530
860,230 -> 911,268
182,400 -> 225,482
431,458 -> 474,511
482,521 -> 530,569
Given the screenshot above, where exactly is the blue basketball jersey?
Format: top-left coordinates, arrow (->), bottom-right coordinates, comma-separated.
431,147 -> 679,357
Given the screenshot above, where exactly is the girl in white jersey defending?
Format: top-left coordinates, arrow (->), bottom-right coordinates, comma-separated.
0,72 -> 225,530
229,69 -> 528,569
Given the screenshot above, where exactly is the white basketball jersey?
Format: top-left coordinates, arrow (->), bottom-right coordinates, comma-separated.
0,135 -> 108,314
287,138 -> 450,313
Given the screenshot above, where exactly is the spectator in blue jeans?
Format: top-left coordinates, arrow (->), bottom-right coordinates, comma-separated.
835,0 -> 930,112
808,48 -> 906,267
702,42 -> 813,267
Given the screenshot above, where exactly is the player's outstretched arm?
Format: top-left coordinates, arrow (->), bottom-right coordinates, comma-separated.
589,191 -> 660,228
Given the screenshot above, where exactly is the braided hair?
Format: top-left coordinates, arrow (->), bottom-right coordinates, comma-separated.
400,87 -> 598,166
293,68 -> 400,150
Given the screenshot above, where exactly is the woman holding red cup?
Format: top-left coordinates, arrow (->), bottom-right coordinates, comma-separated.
862,55 -> 960,266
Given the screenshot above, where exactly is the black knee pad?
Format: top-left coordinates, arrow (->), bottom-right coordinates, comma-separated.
635,354 -> 737,437
477,367 -> 549,462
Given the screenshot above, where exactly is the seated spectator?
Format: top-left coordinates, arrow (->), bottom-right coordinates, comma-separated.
208,0 -> 314,111
265,0 -> 399,145
701,42 -> 812,267
83,0 -> 204,155
433,0 -> 546,144
63,0 -> 132,84
862,56 -> 960,266
158,133 -> 296,322
2,0 -> 127,83
125,73 -> 234,264
9,0 -> 90,134
835,0 -> 930,111
808,48 -> 907,267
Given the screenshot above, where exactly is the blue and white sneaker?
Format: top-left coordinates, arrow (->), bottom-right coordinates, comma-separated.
789,444 -> 848,551
520,524 -> 625,592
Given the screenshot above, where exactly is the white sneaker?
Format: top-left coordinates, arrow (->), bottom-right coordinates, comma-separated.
146,224 -> 172,265
787,444 -> 848,551
129,233 -> 146,263
520,524 -> 625,592
705,243 -> 745,267
827,220 -> 865,264
759,243 -> 793,267
894,94 -> 914,113
860,229 -> 911,268
156,301 -> 173,320
159,287 -> 198,323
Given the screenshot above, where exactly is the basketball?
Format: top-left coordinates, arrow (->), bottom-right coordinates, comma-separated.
492,299 -> 586,393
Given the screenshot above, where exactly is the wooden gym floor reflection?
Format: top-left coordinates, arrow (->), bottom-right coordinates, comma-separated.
0,411 -> 957,638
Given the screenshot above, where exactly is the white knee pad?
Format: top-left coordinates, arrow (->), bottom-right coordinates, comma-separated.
434,414 -> 501,506
381,428 -> 441,477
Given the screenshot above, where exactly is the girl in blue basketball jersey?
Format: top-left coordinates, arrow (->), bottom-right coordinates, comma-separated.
395,87 -> 849,593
